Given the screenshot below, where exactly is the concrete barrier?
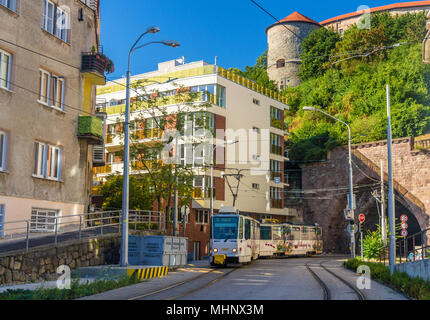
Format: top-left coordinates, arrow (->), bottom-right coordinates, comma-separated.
395,259 -> 430,281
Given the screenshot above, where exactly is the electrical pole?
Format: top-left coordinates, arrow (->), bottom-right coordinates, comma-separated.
387,84 -> 396,274
173,137 -> 179,237
381,160 -> 387,246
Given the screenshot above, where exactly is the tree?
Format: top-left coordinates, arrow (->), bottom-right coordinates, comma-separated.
299,27 -> 341,81
229,50 -> 278,91
100,174 -> 152,210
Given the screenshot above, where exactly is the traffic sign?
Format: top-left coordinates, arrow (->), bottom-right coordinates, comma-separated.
274,177 -> 281,184
401,222 -> 408,230
401,215 -> 408,222
401,230 -> 408,237
359,214 -> 365,223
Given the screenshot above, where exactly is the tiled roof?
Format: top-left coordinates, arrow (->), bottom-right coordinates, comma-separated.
266,11 -> 321,33
320,1 -> 430,25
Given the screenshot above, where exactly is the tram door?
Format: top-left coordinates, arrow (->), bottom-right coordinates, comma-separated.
193,241 -> 200,260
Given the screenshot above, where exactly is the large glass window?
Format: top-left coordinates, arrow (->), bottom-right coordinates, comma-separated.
216,85 -> 226,108
270,160 -> 282,181
34,141 -> 62,181
31,208 -> 59,232
270,133 -> 282,155
213,216 -> 238,240
43,0 -> 69,42
260,226 -> 272,240
0,49 -> 11,90
270,106 -> 283,129
38,69 -> 65,110
0,0 -> 16,11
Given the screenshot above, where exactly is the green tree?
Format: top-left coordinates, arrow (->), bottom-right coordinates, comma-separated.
299,27 -> 341,81
100,174 -> 152,210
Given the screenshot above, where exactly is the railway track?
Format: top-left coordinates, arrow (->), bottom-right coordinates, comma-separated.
128,267 -> 240,300
306,260 -> 366,300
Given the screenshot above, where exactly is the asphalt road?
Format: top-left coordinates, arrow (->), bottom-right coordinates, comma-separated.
82,256 -> 408,300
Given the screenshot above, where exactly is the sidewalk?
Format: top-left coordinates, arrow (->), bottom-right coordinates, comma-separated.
0,260 -> 209,295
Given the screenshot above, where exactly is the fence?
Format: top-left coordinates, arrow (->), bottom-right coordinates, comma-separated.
378,228 -> 430,265
0,210 -> 164,253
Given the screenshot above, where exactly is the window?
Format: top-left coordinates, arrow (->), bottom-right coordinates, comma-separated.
196,209 -> 209,224
31,208 -> 59,232
276,59 -> 285,68
213,216 -> 238,239
260,226 -> 272,240
0,49 -> 11,90
270,160 -> 282,181
0,0 -> 16,11
270,187 -> 282,209
216,85 -> 226,108
270,106 -> 283,129
252,98 -> 260,106
0,131 -> 7,172
244,219 -> 251,240
180,143 -> 213,168
193,176 -> 212,199
270,133 -> 282,155
252,183 -> 260,190
42,0 -> 70,43
38,69 -> 65,110
239,217 -> 243,239
34,141 -> 62,181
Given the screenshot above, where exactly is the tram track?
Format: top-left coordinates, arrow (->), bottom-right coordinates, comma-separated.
128,266 -> 240,300
306,260 -> 366,301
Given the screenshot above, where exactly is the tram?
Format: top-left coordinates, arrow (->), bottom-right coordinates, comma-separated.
210,207 -> 323,267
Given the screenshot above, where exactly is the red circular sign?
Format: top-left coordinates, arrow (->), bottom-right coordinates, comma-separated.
401,223 -> 408,230
401,230 -> 408,237
401,215 -> 408,222
359,214 -> 365,223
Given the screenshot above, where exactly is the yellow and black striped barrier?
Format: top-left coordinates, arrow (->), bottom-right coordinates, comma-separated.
127,266 -> 168,281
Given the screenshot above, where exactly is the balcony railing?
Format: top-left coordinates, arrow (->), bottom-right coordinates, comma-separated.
271,199 -> 283,209
131,128 -> 163,141
271,171 -> 282,181
271,118 -> 284,130
93,164 -> 112,175
271,145 -> 282,155
81,53 -> 108,77
77,116 -> 103,144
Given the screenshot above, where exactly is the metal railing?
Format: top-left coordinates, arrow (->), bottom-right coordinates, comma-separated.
0,210 -> 163,253
377,228 -> 430,265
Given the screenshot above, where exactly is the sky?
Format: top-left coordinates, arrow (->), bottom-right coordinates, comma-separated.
100,0 -> 407,80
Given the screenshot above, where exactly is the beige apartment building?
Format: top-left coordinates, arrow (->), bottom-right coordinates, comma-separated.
94,59 -> 296,259
0,0 -> 107,234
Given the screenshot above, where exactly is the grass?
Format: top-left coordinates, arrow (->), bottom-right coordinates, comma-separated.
344,258 -> 430,300
0,275 -> 140,300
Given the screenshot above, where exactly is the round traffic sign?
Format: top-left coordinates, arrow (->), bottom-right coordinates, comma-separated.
359,214 -> 365,223
401,222 -> 408,230
401,230 -> 408,237
401,215 -> 408,222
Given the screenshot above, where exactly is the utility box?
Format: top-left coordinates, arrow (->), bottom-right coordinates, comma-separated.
128,235 -> 188,266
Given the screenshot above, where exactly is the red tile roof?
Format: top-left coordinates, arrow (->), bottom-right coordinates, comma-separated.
320,1 -> 430,25
266,11 -> 321,33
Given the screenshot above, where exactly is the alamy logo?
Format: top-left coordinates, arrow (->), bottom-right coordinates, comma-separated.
356,265 -> 371,290
357,5 -> 371,30
57,265 -> 71,290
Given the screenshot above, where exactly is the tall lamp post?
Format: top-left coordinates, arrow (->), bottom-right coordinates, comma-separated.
303,106 -> 355,259
121,27 -> 180,267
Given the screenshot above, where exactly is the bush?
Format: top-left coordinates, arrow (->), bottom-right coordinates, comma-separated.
344,258 -> 430,300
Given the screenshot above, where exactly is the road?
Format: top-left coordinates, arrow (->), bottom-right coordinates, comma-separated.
82,256 -> 408,300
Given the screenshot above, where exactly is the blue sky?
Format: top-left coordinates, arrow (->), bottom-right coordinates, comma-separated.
100,0 -> 403,80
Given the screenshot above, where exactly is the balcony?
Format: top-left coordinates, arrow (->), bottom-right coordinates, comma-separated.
193,187 -> 215,200
271,171 -> 282,181
271,199 -> 283,209
270,145 -> 282,155
81,53 -> 113,84
131,128 -> 163,141
93,164 -> 112,175
77,116 -> 103,144
271,118 -> 284,130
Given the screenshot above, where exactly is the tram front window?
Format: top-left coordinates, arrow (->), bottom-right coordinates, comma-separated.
213,217 -> 238,240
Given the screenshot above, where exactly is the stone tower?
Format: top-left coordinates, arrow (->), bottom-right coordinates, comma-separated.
266,12 -> 320,89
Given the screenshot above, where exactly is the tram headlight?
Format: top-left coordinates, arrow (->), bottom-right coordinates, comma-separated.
214,248 -> 218,253
232,248 -> 237,253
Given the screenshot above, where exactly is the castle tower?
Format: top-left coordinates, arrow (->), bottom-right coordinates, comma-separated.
266,12 -> 320,89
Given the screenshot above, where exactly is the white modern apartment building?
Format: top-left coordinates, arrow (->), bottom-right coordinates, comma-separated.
94,59 -> 295,259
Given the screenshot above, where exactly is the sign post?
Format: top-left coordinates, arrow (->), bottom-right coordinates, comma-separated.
359,214 -> 365,259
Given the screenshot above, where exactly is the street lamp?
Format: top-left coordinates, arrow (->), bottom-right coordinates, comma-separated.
120,29 -> 180,267
303,106 -> 355,259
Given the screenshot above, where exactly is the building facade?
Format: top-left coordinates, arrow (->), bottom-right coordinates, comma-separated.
94,59 -> 297,259
0,0 -> 107,234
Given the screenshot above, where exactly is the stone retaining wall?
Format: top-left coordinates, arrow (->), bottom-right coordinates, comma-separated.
0,235 -> 120,285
